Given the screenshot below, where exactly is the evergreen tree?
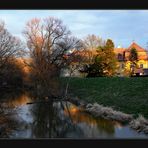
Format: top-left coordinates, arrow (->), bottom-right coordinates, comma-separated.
129,48 -> 138,75
84,39 -> 118,77
129,48 -> 138,66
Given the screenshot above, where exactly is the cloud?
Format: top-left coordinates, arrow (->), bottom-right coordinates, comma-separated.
0,10 -> 148,48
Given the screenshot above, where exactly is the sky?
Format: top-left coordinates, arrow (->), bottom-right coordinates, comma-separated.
0,10 -> 148,48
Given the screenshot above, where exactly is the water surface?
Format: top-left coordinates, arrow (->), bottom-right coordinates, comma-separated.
0,91 -> 147,139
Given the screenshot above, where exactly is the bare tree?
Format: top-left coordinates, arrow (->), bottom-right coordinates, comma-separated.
0,21 -> 24,70
83,34 -> 105,50
23,17 -> 84,97
82,34 -> 105,63
0,20 -> 26,88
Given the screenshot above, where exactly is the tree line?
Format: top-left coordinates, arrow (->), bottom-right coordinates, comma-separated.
0,17 -> 138,93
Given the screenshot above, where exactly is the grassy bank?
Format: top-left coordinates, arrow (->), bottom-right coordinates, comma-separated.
61,77 -> 148,118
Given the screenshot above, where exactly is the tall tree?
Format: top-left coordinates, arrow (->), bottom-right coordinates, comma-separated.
0,21 -> 24,70
0,21 -> 25,87
81,39 -> 118,77
103,39 -> 118,76
23,17 -> 83,96
129,48 -> 138,66
82,34 -> 105,63
83,34 -> 105,50
129,48 -> 138,75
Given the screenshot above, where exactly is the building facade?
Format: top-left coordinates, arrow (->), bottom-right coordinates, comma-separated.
114,42 -> 148,76
61,42 -> 148,77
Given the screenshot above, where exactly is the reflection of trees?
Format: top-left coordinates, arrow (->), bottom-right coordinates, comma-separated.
64,104 -> 115,135
0,91 -> 118,138
0,90 -> 30,108
0,90 -> 22,114
30,101 -> 84,138
0,108 -> 23,138
0,91 -> 28,138
30,100 -> 116,138
95,118 -> 115,134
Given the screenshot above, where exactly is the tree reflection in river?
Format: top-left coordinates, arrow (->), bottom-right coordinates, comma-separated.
64,103 -> 115,137
0,90 -> 31,138
0,114 -> 19,138
29,99 -> 116,138
29,101 -> 84,138
0,91 -> 128,138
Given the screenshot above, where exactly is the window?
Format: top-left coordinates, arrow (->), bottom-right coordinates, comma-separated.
118,53 -> 122,60
121,63 -> 124,69
140,64 -> 143,68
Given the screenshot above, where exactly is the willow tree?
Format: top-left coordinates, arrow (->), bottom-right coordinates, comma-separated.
23,17 -> 83,97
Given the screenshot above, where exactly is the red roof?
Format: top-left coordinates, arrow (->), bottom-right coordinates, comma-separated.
126,42 -> 146,52
114,48 -> 125,54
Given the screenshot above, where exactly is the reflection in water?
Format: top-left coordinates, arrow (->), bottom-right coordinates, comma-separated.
0,91 -> 148,138
30,102 -> 84,138
0,114 -> 18,138
0,90 -> 31,138
0,91 -> 31,108
64,104 -> 116,137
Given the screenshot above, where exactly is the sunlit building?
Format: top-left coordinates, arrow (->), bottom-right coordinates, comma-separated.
61,42 -> 148,77
114,42 -> 148,76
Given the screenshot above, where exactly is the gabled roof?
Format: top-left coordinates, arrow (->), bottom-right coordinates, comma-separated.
126,42 -> 146,52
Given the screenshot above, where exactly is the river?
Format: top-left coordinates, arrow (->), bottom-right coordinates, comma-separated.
0,91 -> 147,139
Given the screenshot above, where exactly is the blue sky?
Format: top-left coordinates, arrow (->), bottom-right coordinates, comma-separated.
0,10 -> 148,48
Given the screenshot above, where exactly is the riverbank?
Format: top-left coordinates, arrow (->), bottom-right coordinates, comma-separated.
68,97 -> 148,135
61,77 -> 148,118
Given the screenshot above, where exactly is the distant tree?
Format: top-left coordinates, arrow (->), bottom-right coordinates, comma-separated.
129,48 -> 138,65
83,34 -> 105,50
82,34 -> 105,63
129,48 -> 138,75
0,21 -> 24,70
81,39 -> 118,77
84,55 -> 104,77
103,39 -> 118,76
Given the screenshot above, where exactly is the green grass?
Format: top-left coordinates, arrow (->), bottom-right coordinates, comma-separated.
60,77 -> 148,118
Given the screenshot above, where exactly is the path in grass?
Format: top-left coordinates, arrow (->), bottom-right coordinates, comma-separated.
61,77 -> 148,118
